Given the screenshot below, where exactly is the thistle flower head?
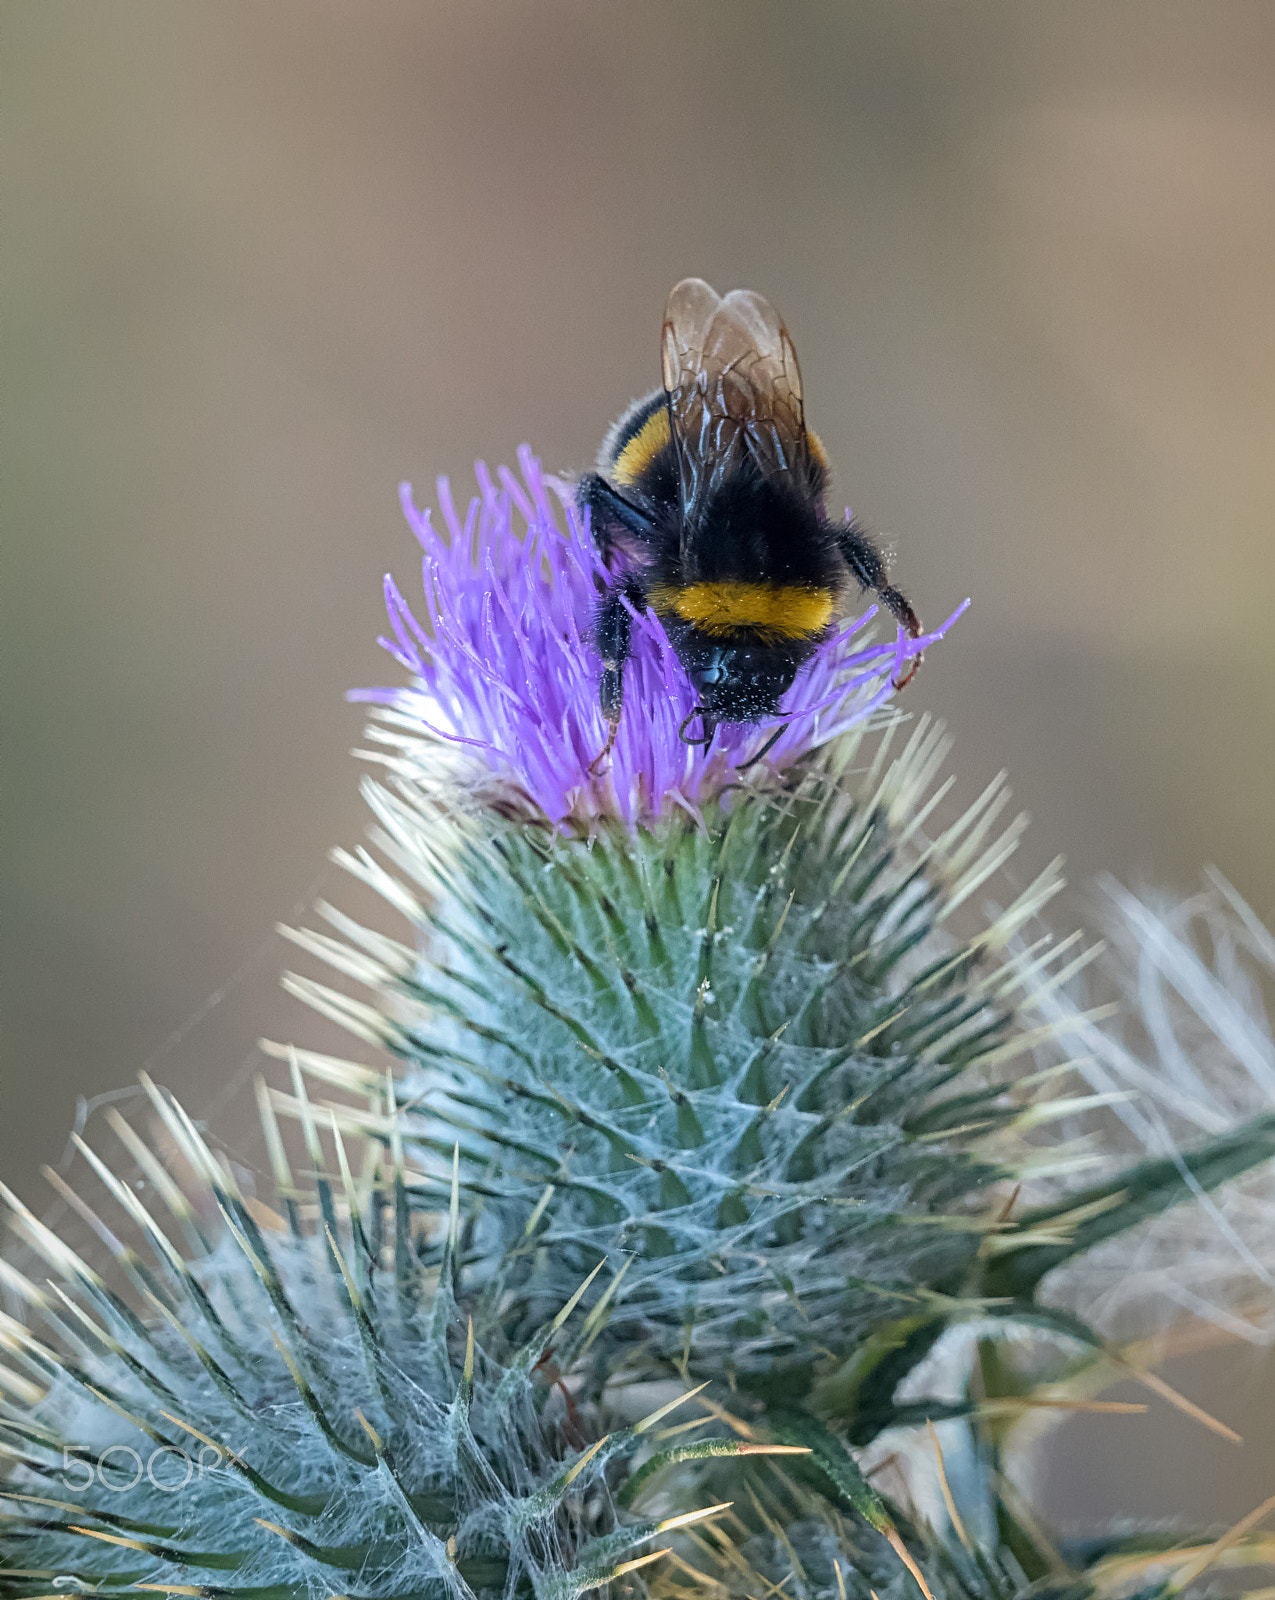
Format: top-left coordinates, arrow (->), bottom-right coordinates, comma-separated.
352,447 -> 965,828
9,404 -> 1275,1600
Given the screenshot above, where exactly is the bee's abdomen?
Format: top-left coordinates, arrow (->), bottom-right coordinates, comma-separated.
650,580 -> 834,642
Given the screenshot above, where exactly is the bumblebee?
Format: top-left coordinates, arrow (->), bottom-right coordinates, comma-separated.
578,278 -> 922,768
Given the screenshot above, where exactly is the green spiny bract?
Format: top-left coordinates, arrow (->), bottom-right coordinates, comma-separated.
286,721 -> 1075,1424
630,1415 -> 1176,1600
6,748 -> 1275,1600
0,1085 -> 765,1600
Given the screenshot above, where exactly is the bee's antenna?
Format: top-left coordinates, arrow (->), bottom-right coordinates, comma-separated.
735,723 -> 789,772
677,707 -> 717,746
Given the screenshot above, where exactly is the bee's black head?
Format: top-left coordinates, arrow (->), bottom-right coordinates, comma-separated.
685,643 -> 802,726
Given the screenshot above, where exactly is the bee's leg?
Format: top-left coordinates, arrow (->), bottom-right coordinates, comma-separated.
836,521 -> 924,688
677,708 -> 718,748
588,576 -> 644,775
577,473 -> 656,562
735,722 -> 789,771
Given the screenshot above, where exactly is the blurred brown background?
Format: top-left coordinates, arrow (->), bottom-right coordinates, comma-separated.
4,1 -> 1274,1527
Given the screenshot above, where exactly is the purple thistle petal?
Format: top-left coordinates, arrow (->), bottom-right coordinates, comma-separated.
352,450 -> 966,828
398,482 -> 433,550
376,638 -> 422,673
498,463 -> 537,525
382,574 -> 429,668
435,476 -> 463,543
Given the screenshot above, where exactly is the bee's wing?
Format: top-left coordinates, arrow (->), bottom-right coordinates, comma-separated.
660,278 -> 809,517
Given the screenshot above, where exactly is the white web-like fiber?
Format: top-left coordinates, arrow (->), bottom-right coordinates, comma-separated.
1024,869 -> 1275,1346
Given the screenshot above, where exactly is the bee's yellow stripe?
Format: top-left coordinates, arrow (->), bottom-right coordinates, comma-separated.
612,406 -> 672,486
653,581 -> 835,641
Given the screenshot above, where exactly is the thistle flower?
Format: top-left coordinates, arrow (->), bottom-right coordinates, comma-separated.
351,447 -> 966,828
284,452 -> 1275,1452
7,443 -> 1275,1600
